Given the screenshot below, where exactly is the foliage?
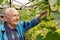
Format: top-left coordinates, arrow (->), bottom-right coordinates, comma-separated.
18,0 -> 60,40
0,0 -> 8,5
0,0 -> 3,4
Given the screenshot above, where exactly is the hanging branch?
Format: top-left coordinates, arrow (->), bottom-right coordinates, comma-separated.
10,0 -> 12,7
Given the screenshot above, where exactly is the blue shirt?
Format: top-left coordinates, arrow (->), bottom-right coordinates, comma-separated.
4,23 -> 20,40
0,17 -> 39,40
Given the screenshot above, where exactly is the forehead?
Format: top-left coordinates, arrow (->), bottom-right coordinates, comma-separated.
9,9 -> 19,15
5,8 -> 19,16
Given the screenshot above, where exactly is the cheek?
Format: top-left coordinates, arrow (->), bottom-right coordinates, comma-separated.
8,18 -> 13,23
11,17 -> 19,23
8,17 -> 19,24
11,18 -> 15,22
11,17 -> 19,25
7,17 -> 14,23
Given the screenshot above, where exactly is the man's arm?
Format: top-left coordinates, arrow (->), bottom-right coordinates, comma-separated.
23,17 -> 39,32
37,10 -> 47,21
23,10 -> 48,32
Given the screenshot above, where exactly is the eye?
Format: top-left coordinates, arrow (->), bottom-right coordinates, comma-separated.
13,15 -> 19,17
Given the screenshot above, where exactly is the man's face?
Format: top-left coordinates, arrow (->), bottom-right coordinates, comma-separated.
4,9 -> 19,26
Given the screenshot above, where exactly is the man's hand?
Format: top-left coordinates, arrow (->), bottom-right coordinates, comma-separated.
37,10 -> 48,21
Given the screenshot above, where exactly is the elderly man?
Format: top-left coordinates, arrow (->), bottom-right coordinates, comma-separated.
0,8 -> 47,40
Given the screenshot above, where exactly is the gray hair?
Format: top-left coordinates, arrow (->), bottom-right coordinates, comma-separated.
4,8 -> 17,15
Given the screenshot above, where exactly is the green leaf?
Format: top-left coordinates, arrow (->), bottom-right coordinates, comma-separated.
5,0 -> 9,4
0,0 -> 3,4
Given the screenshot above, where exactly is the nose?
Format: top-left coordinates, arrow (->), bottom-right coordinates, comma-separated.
16,15 -> 19,20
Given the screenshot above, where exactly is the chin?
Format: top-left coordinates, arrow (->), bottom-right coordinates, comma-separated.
13,21 -> 18,25
15,22 -> 18,25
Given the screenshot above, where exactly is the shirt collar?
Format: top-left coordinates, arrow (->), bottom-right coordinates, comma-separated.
4,23 -> 18,32
0,22 -> 19,32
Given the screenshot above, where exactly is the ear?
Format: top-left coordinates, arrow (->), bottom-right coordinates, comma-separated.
3,15 -> 8,22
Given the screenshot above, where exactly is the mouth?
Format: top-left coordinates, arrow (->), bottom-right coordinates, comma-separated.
15,20 -> 19,23
15,19 -> 19,22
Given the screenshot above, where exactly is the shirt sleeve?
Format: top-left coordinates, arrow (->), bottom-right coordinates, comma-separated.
23,17 -> 40,32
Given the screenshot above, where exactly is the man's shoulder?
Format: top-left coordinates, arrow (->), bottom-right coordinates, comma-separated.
0,24 -> 5,31
17,21 -> 24,28
0,25 -> 3,31
0,25 -> 3,29
18,21 -> 24,25
16,21 -> 24,30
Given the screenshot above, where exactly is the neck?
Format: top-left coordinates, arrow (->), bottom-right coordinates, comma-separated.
6,22 -> 16,29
